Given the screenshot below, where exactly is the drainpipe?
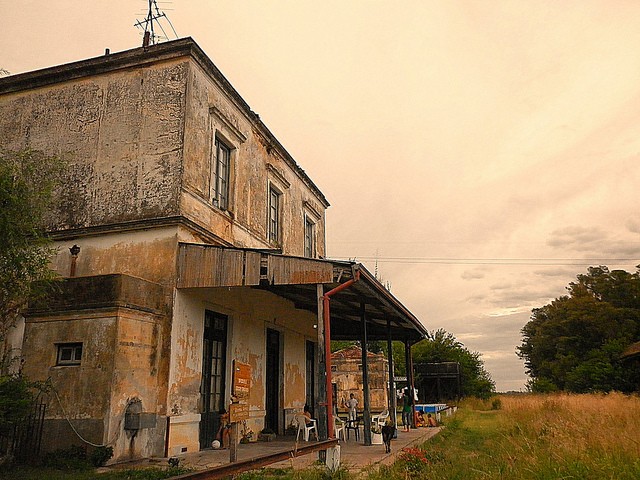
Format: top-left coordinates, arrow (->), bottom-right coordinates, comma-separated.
322,267 -> 360,438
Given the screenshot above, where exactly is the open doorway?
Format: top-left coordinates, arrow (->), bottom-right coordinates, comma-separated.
265,328 -> 281,432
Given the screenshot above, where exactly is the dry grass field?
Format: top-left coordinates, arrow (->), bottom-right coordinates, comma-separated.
3,393 -> 638,479
363,392 -> 640,480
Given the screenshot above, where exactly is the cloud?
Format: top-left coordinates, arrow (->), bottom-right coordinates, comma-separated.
533,267 -> 575,277
627,216 -> 640,233
465,293 -> 489,303
486,306 -> 532,317
547,225 -> 608,250
489,282 -> 513,290
461,269 -> 485,280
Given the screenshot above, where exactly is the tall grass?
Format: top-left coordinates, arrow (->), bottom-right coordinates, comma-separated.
365,392 -> 640,480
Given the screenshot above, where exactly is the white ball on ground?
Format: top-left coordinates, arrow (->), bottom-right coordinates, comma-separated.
212,440 -> 221,449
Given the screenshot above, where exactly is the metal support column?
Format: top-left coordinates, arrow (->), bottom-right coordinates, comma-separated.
386,318 -> 397,435
316,284 -> 328,440
360,302 -> 371,445
404,338 -> 416,428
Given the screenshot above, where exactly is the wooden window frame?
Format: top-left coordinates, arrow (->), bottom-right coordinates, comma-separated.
304,215 -> 316,258
268,184 -> 282,245
212,136 -> 232,211
56,343 -> 83,366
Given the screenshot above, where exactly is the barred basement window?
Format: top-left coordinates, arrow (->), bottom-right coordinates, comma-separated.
56,343 -> 83,366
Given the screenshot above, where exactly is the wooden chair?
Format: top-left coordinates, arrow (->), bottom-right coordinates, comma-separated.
295,415 -> 318,441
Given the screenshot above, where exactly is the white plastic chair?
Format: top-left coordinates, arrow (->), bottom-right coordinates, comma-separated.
296,415 -> 318,441
334,416 -> 345,441
372,409 -> 389,427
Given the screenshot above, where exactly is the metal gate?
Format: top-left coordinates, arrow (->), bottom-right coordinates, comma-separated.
0,402 -> 46,463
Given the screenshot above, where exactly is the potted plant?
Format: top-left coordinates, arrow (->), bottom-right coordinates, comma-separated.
240,422 -> 254,444
258,427 -> 276,442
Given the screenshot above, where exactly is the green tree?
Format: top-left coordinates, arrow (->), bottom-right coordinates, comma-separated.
518,266 -> 640,393
0,148 -> 64,371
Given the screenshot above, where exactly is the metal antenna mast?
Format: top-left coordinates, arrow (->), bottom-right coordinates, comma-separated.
134,0 -> 178,47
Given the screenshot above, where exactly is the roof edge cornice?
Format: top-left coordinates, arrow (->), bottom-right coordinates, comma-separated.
0,37 -> 329,208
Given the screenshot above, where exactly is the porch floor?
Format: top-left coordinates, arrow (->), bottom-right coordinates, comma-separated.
169,426 -> 440,474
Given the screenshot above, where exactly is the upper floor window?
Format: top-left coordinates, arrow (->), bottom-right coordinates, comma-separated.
56,343 -> 83,366
212,137 -> 231,210
268,186 -> 281,244
304,216 -> 316,258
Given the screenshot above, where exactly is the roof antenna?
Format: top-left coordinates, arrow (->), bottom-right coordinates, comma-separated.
134,0 -> 178,47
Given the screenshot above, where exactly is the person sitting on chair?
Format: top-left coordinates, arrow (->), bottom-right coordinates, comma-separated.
415,410 -> 425,427
426,413 -> 438,427
303,404 -> 314,425
216,408 -> 231,448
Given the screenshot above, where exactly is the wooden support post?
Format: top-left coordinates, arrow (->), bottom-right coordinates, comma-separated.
229,423 -> 239,463
360,302 -> 371,446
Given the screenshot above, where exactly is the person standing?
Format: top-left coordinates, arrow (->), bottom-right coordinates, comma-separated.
345,393 -> 359,421
402,388 -> 413,432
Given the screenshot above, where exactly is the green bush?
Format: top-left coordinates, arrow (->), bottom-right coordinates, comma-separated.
41,445 -> 89,470
89,446 -> 113,467
0,376 -> 33,435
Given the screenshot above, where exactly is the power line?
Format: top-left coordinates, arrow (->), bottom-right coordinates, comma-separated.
329,256 -> 640,266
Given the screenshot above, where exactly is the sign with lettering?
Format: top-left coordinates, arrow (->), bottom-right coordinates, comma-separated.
233,360 -> 251,399
230,360 -> 251,422
229,403 -> 249,423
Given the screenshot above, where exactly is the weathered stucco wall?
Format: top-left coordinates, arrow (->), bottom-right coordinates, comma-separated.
50,227 -> 179,286
22,312 -> 116,450
180,61 -> 327,257
167,288 -> 317,455
22,275 -> 168,462
110,310 -> 166,461
0,59 -> 187,231
333,348 -> 390,413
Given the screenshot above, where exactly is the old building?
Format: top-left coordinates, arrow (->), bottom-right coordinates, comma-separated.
332,345 -> 389,413
0,38 -> 427,462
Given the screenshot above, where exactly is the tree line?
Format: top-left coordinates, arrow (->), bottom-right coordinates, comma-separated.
518,265 -> 640,393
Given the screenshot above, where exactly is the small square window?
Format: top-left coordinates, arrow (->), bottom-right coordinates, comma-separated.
56,343 -> 83,366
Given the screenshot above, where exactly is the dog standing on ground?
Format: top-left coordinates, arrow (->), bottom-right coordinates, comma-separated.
381,424 -> 394,453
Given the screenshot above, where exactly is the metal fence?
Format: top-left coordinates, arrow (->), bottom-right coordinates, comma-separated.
0,402 -> 46,463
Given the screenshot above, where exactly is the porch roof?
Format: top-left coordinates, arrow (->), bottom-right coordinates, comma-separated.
177,243 -> 428,343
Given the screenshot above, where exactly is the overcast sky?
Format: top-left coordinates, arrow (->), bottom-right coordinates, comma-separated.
2,1 -> 640,392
